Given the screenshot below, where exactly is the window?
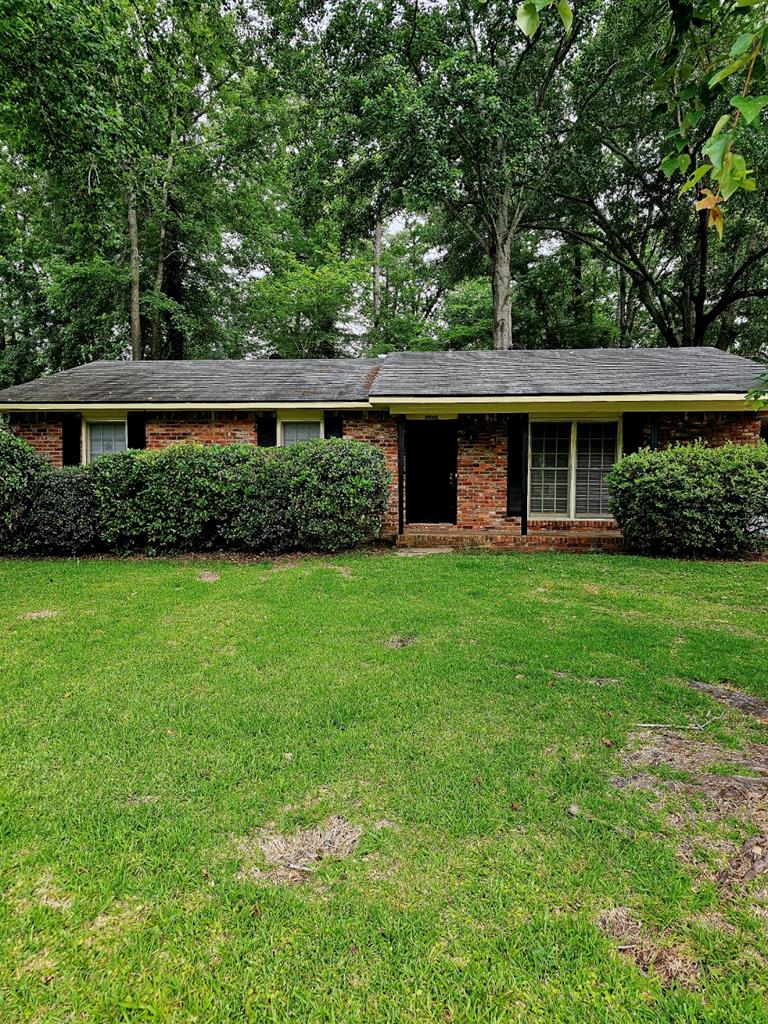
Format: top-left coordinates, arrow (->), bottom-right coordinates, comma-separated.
528,421 -> 619,518
530,422 -> 571,515
88,421 -> 127,461
575,422 -> 617,517
281,420 -> 321,446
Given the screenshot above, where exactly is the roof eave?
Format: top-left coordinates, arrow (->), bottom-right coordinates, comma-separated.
0,400 -> 373,412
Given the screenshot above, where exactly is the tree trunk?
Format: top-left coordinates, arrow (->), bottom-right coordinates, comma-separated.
151,148 -> 175,360
372,219 -> 383,330
127,191 -> 142,361
491,237 -> 512,350
572,243 -> 584,324
150,219 -> 166,360
164,199 -> 184,360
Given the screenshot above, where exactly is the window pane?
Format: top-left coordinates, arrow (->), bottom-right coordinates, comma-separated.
89,422 -> 126,460
575,422 -> 617,516
529,423 -> 571,515
282,421 -> 321,446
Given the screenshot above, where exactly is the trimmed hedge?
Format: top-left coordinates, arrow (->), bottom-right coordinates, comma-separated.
223,438 -> 391,553
0,429 -> 50,552
0,430 -> 390,555
89,442 -> 261,554
608,440 -> 768,558
26,466 -> 99,555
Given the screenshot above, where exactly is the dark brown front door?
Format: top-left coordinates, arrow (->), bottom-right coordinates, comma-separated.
405,420 -> 458,524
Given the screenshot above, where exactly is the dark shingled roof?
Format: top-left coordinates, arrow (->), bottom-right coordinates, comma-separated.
369,347 -> 765,397
0,358 -> 379,405
0,348 -> 763,406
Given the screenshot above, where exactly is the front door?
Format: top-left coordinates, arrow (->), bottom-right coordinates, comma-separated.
405,420 -> 458,524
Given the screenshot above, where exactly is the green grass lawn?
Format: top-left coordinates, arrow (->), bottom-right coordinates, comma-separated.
2,551 -> 768,1023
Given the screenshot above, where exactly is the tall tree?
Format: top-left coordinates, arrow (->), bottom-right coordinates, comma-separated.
321,0 -> 581,348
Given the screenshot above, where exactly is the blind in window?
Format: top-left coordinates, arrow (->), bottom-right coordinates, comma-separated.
575,422 -> 617,516
89,422 -> 127,460
529,422 -> 571,515
282,421 -> 321,446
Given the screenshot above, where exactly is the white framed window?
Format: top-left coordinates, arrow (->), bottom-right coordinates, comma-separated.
529,420 -> 619,518
86,420 -> 127,462
278,418 -> 323,446
530,422 -> 571,515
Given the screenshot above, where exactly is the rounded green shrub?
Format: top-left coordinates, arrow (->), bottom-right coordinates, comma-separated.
285,437 -> 390,552
608,440 -> 768,558
26,466 -> 99,555
225,438 -> 390,553
0,428 -> 50,552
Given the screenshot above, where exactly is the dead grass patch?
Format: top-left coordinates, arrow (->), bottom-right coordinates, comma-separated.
387,635 -> 417,649
686,679 -> 768,723
197,571 -> 221,583
597,907 -> 700,989
126,793 -> 161,807
34,871 -> 72,911
84,901 -> 146,945
718,835 -> 768,890
236,817 -> 363,885
614,729 -> 768,892
21,609 -> 59,620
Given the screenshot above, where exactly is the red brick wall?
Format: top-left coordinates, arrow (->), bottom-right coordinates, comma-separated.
145,412 -> 258,448
651,411 -> 761,448
456,414 -> 509,530
7,413 -> 64,467
342,412 -> 399,537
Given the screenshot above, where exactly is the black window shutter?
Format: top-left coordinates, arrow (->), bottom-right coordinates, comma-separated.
62,412 -> 82,466
507,414 -> 528,516
622,413 -> 646,455
324,411 -> 343,438
257,412 -> 277,447
127,412 -> 147,450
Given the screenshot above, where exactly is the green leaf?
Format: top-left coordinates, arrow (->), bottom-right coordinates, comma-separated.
683,109 -> 704,129
711,114 -> 732,136
679,164 -> 712,195
708,54 -> 751,88
661,152 -> 690,178
661,154 -> 679,177
516,1 -> 540,38
730,33 -> 755,56
703,131 -> 733,171
557,0 -> 573,33
717,151 -> 756,200
730,94 -> 768,125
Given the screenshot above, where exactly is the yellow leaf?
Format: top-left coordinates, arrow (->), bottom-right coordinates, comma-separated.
708,206 -> 724,239
695,188 -> 722,212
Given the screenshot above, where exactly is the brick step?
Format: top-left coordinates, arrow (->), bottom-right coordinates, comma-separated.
397,530 -> 623,553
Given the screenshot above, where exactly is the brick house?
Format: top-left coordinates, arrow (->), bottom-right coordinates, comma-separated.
1,348 -> 765,551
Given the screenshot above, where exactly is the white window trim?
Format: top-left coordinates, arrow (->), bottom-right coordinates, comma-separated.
528,416 -> 622,520
276,411 -> 324,447
82,417 -> 128,464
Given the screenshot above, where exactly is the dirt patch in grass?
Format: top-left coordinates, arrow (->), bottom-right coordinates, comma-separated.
617,730 -> 768,811
84,901 -> 147,946
597,907 -> 700,989
197,571 -> 221,583
614,729 -> 768,891
236,817 -> 363,885
21,609 -> 59,620
718,835 -> 768,890
387,635 -> 417,649
686,679 -> 768,723
324,564 -> 353,579
19,871 -> 73,912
